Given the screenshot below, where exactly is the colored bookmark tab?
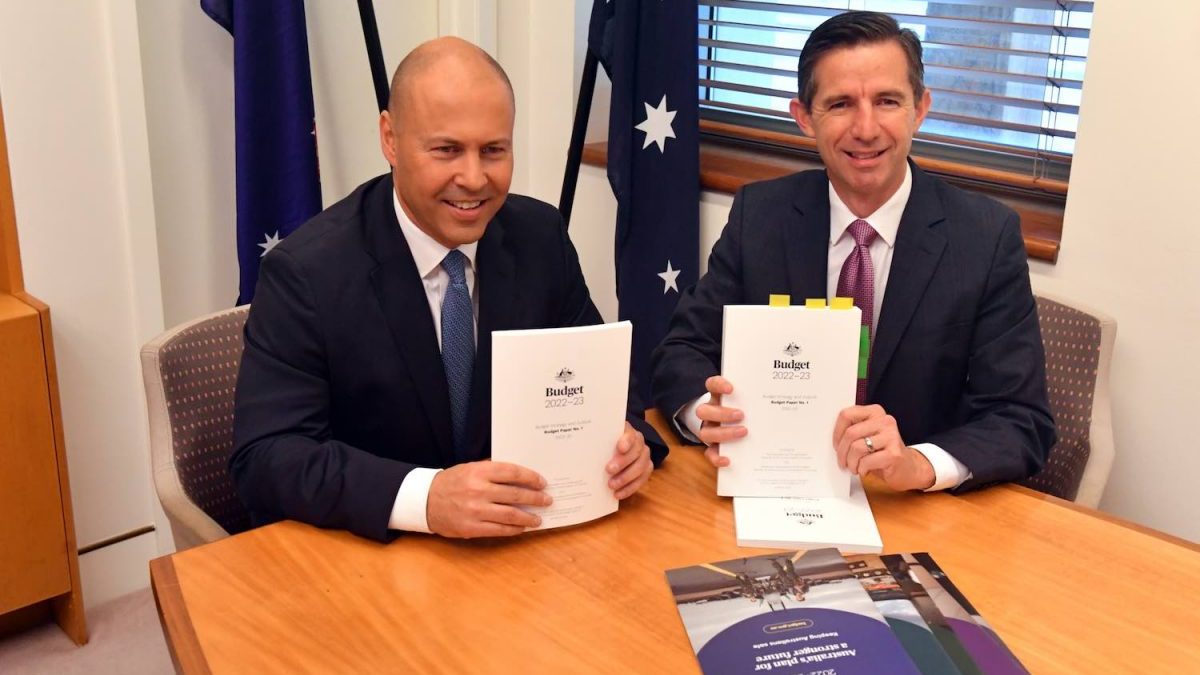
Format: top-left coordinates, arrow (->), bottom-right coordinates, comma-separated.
830,296 -> 854,310
769,294 -> 791,307
858,325 -> 870,378
804,298 -> 826,308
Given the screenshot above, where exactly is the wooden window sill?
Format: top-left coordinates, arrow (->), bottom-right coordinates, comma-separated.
581,134 -> 1062,263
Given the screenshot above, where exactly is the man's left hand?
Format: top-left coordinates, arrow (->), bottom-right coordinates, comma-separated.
607,422 -> 653,499
833,405 -> 935,491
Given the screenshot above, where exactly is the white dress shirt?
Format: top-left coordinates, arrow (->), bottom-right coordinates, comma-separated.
388,192 -> 479,533
677,165 -> 971,491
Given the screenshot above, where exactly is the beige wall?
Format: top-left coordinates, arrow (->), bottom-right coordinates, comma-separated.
0,0 -> 163,607
560,2 -> 1200,541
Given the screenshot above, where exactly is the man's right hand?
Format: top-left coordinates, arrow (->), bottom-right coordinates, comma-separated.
696,375 -> 747,468
426,461 -> 551,538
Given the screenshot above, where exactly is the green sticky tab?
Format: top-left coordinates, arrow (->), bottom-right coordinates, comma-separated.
804,298 -> 826,308
769,294 -> 791,307
830,297 -> 854,310
858,326 -> 870,378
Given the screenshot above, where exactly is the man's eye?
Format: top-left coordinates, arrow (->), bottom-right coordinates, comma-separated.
433,146 -> 459,154
879,99 -> 900,107
482,146 -> 507,156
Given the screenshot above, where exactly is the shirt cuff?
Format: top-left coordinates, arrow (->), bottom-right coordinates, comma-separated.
675,393 -> 711,443
910,443 -> 972,492
388,467 -> 442,533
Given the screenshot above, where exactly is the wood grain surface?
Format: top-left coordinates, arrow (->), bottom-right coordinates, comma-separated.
153,415 -> 1200,673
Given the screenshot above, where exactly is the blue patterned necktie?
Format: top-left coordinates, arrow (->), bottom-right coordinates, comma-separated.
440,250 -> 474,458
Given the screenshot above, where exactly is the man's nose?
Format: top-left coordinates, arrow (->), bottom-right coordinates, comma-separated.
851,103 -> 880,141
455,154 -> 487,192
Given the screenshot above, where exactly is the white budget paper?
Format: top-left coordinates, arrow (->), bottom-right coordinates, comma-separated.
733,477 -> 883,553
491,321 -> 631,530
717,305 -> 859,497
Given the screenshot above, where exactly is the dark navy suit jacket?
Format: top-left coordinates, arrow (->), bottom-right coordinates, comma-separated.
651,163 -> 1054,490
231,175 -> 666,541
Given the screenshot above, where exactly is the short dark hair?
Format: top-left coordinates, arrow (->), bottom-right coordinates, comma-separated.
796,11 -> 925,110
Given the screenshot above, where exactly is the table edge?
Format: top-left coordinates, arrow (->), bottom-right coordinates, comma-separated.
150,554 -> 212,675
1004,484 -> 1200,552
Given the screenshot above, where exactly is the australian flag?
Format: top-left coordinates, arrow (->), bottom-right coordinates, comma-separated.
590,0 -> 700,403
202,0 -> 322,305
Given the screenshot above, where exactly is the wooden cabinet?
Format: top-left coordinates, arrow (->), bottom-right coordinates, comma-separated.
0,97 -> 86,643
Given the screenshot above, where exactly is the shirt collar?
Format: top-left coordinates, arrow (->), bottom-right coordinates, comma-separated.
393,190 -> 479,278
828,163 -> 912,249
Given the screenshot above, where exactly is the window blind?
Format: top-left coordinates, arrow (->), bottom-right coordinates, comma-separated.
698,0 -> 1093,182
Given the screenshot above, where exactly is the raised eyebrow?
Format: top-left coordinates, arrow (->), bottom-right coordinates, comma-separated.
876,90 -> 909,101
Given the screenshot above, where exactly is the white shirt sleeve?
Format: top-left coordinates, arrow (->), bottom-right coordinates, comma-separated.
387,467 -> 442,533
674,393 -> 712,443
910,443 -> 972,492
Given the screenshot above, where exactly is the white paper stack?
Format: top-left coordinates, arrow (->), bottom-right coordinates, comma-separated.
733,477 -> 882,553
491,321 -> 631,530
717,304 -> 860,498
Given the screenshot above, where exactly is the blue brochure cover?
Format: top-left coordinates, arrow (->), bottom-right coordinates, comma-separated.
666,548 -> 921,674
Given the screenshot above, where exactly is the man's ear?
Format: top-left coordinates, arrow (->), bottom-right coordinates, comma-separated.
379,110 -> 397,166
913,87 -> 932,130
789,98 -> 815,137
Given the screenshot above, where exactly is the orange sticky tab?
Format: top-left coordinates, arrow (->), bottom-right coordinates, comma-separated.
769,294 -> 791,307
831,297 -> 854,310
805,298 -> 827,308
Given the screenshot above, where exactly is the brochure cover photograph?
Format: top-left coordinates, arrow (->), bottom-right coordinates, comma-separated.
665,549 -> 919,674
845,553 -> 964,675
883,554 -> 1028,675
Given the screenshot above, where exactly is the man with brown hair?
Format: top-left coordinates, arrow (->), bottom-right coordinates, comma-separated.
652,11 -> 1054,493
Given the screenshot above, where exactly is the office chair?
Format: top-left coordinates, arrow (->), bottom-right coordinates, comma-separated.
1021,291 -> 1117,508
141,305 -> 252,551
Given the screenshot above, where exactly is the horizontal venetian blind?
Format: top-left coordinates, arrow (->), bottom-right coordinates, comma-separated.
698,0 -> 1093,182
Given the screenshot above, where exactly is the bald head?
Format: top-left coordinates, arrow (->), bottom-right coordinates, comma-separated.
378,36 -> 516,250
388,37 -> 514,118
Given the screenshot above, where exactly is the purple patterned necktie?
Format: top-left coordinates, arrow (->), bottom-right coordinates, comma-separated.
836,219 -> 878,405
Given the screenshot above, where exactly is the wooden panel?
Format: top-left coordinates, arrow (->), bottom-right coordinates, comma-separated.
0,295 -> 71,613
153,412 -> 1200,673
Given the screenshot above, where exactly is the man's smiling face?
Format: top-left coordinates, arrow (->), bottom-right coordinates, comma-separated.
790,40 -> 931,216
380,52 -> 514,248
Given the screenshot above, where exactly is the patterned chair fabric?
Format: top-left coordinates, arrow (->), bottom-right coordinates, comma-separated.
1020,294 -> 1116,507
141,306 -> 252,550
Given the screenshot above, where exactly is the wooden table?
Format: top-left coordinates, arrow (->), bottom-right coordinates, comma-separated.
151,425 -> 1200,674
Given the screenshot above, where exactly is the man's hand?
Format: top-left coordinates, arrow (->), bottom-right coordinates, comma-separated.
426,461 -> 551,538
607,422 -> 653,499
697,375 -> 747,468
832,404 -> 935,491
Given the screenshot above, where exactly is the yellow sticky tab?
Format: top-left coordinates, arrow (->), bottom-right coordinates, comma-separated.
769,294 -> 791,307
831,297 -> 854,310
805,298 -> 826,308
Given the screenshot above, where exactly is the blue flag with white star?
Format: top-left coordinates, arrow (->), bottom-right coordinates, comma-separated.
202,0 -> 322,305
590,0 -> 700,403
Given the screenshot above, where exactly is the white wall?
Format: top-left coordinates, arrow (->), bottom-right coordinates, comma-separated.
561,4 -> 1200,542
1027,2 -> 1200,541
0,1 -> 163,607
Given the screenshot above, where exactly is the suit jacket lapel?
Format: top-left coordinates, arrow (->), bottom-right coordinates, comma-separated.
785,174 -> 831,301
870,164 -> 947,396
464,212 -> 519,462
364,180 -> 457,467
